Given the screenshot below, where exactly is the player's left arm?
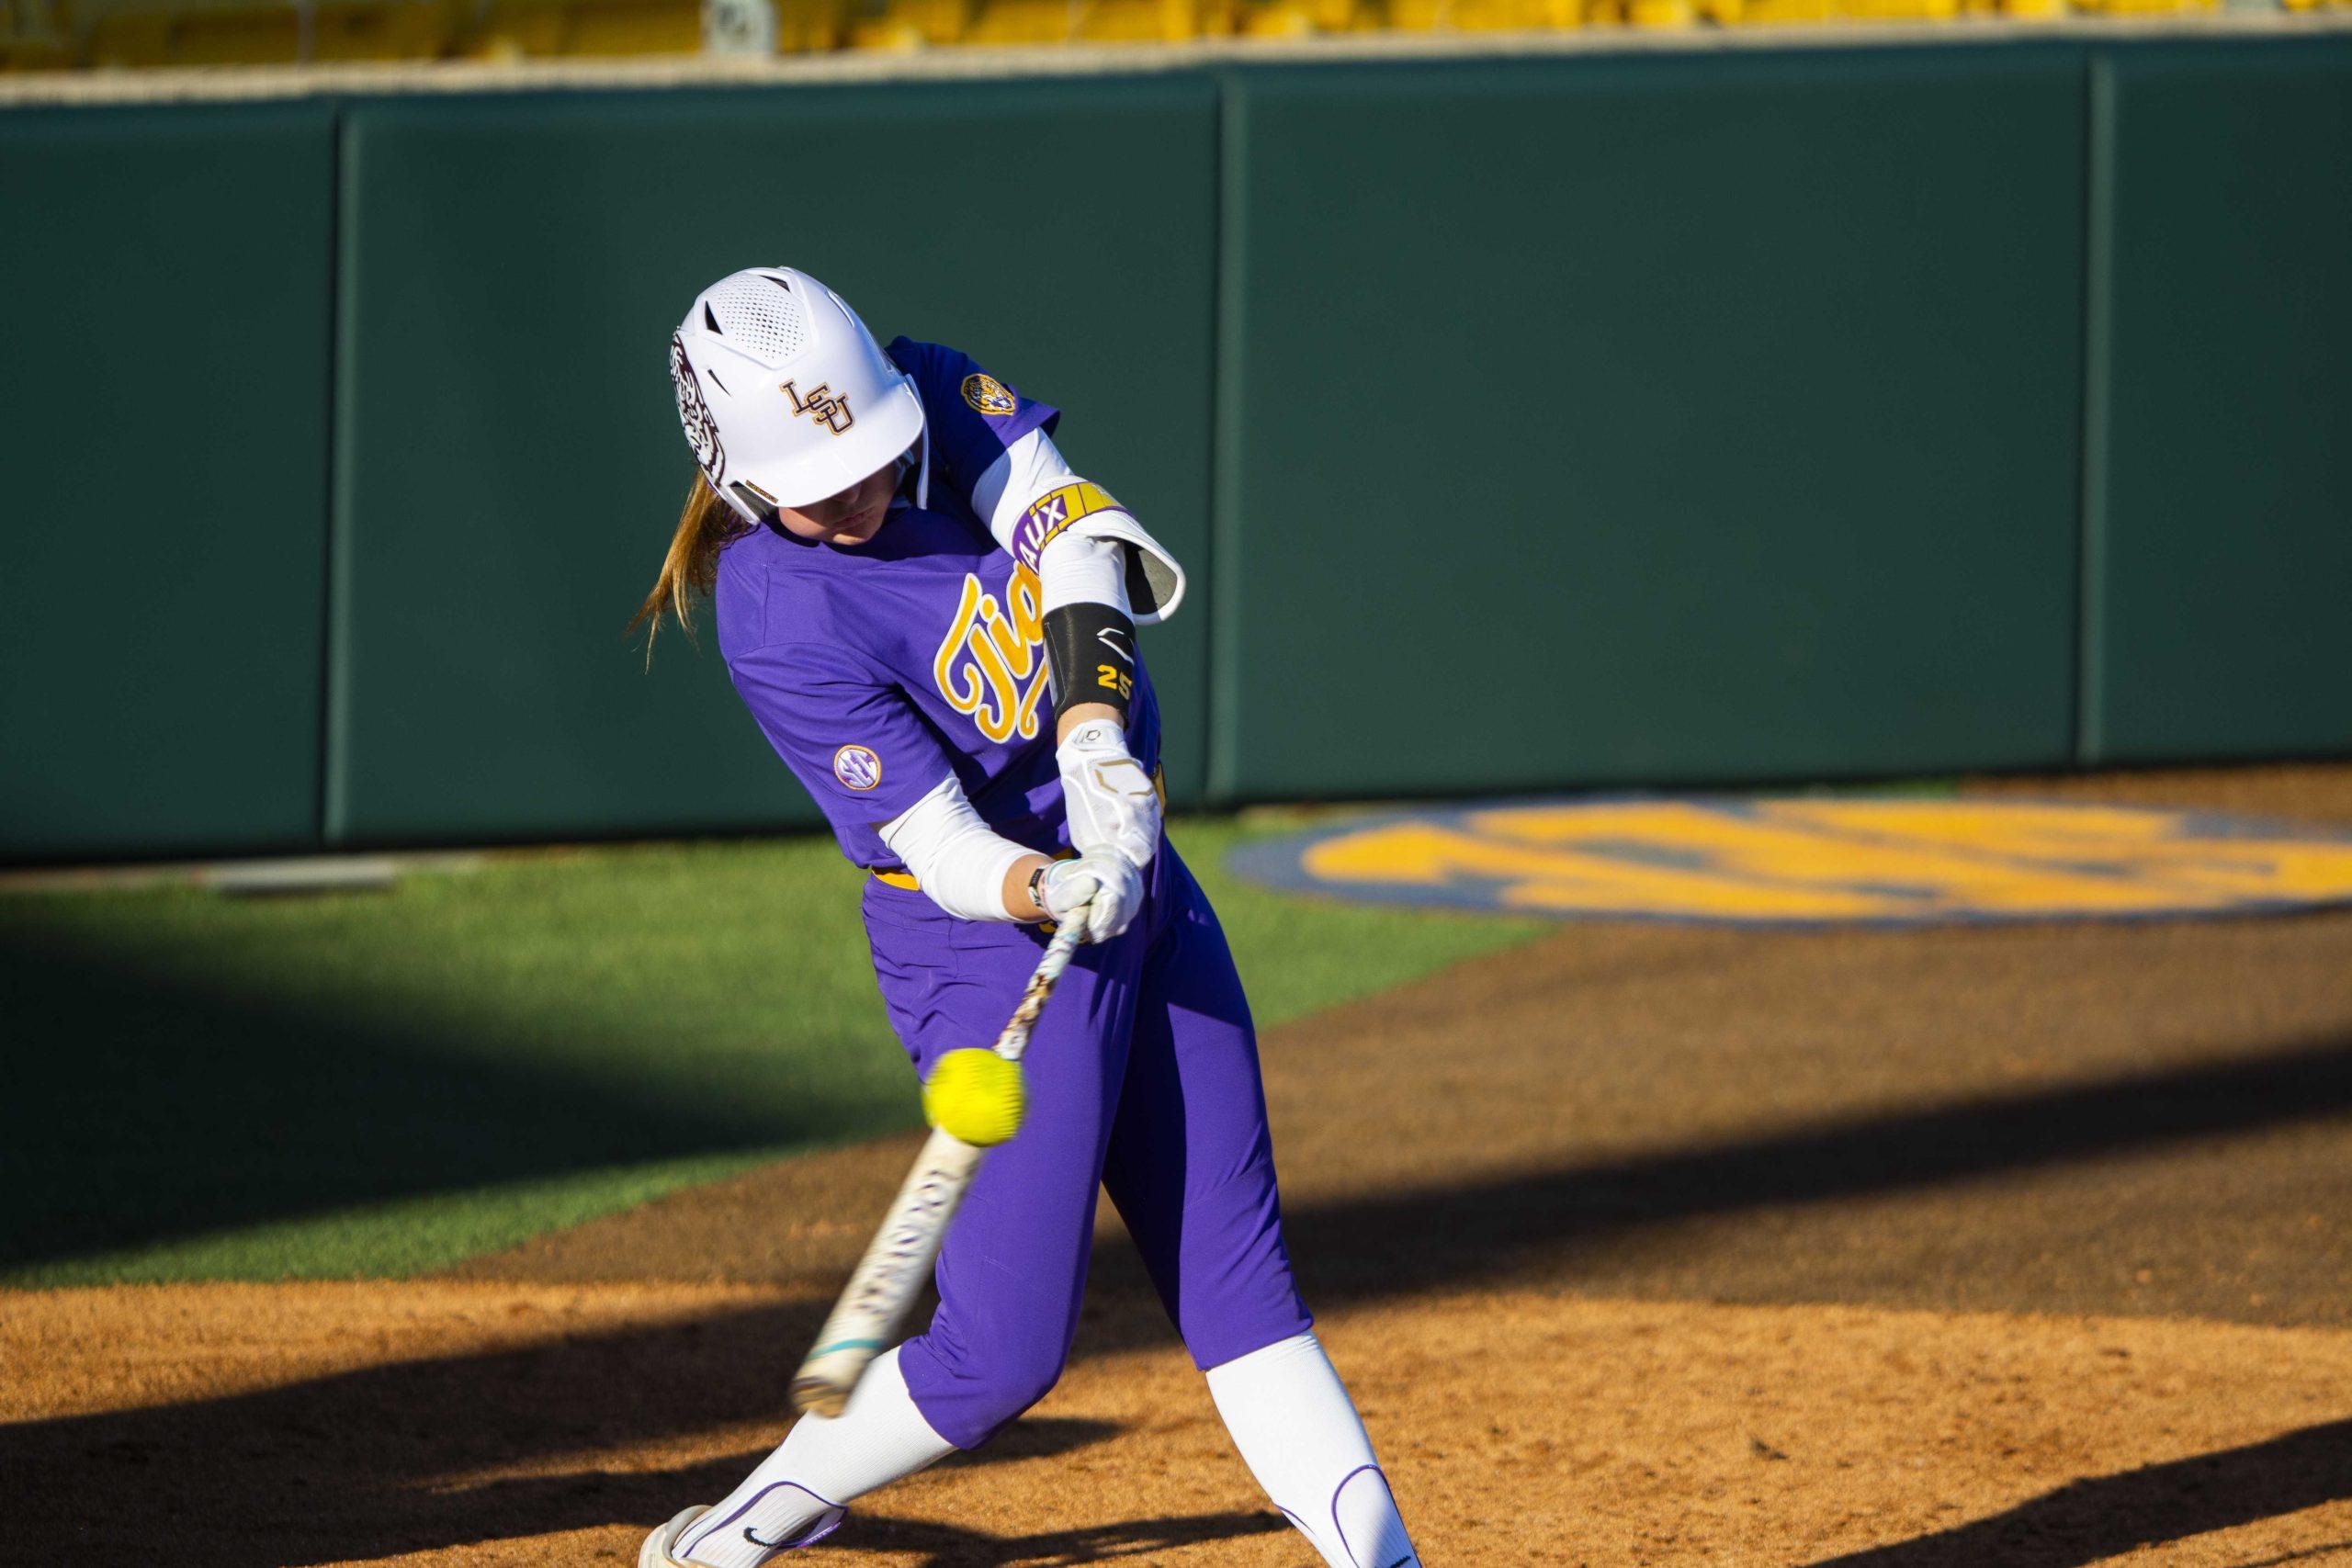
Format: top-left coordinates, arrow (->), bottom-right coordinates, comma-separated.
969,429 -> 1173,871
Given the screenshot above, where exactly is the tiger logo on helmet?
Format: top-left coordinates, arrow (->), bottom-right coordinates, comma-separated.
671,333 -> 726,485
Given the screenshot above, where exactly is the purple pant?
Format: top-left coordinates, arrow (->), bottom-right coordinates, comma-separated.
861,840 -> 1313,1450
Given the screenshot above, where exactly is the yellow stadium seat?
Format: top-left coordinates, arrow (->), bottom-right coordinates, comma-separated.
1831,0 -> 1960,21
961,0 -> 1077,42
1081,0 -> 1186,37
1,35 -> 74,66
83,9 -> 173,63
1699,0 -> 1827,24
0,0 -> 70,64
845,0 -> 970,46
313,0 -> 458,59
462,0 -> 562,52
466,0 -> 733,57
562,0 -> 701,54
1579,0 -> 1687,22
1232,0 -> 1359,32
179,4 -> 310,61
774,0 -> 852,51
1387,0 -> 1579,28
1234,0 -> 1308,31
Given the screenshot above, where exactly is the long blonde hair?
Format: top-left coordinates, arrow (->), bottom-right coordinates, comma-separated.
629,475 -> 752,664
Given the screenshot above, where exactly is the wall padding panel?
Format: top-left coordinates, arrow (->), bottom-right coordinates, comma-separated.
1212,49 -> 2086,799
0,104 -> 334,860
2086,39 -> 2352,763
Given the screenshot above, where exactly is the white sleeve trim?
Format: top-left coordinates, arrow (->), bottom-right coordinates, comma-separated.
969,429 -> 1187,626
876,774 -> 1036,923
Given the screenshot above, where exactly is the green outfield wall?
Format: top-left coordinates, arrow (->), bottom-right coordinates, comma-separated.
2,35 -> 2346,860
2082,37 -> 2352,766
1212,47 -> 2086,798
0,103 -> 334,861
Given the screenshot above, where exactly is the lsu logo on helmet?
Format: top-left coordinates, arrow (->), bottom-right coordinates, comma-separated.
961,373 -> 1018,417
783,380 -> 854,435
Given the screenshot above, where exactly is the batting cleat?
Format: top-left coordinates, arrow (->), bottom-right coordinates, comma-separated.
639,1506 -> 710,1568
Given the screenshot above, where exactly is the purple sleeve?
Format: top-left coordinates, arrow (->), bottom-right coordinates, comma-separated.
888,337 -> 1060,507
726,639 -> 955,865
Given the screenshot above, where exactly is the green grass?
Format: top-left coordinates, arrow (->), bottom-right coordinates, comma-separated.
1,815 -> 1544,1286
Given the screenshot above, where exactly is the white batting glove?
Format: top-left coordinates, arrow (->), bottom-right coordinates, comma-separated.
1057,718 -> 1160,871
1038,851 -> 1144,943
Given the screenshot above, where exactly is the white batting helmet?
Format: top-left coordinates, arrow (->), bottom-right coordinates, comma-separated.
668,266 -> 925,522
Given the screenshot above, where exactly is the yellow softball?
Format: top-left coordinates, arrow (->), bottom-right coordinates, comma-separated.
922,1048 -> 1026,1147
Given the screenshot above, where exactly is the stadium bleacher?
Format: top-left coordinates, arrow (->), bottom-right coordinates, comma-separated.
0,0 -> 2325,80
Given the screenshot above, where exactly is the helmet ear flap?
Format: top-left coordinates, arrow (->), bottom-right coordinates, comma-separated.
727,479 -> 782,524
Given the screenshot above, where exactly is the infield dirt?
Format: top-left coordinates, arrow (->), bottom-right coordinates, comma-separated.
12,764 -> 2352,1566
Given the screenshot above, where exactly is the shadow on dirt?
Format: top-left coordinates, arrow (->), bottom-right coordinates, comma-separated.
843,1509 -> 1291,1563
1805,1418 -> 2352,1566
11,1032 -> 2352,1562
5,1287 -> 1123,1567
1279,1031 -> 2352,1304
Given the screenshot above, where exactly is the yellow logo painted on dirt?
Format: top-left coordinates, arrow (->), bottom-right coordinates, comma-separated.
1236,800 -> 2352,927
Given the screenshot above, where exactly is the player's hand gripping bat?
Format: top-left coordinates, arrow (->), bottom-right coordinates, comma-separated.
790,919 -> 1086,1417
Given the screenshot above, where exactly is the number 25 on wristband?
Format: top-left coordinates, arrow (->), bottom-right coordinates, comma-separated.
1096,664 -> 1133,700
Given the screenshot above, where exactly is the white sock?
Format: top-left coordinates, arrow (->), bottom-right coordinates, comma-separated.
1204,1331 -> 1421,1568
677,1348 -> 956,1565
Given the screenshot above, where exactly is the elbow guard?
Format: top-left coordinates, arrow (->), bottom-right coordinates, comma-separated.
1043,599 -> 1136,727
1012,479 -> 1185,624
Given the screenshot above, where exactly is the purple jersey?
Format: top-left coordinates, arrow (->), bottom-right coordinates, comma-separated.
715,340 -> 1162,868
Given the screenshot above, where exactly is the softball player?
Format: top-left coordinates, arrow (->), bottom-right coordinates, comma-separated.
633,266 -> 1422,1568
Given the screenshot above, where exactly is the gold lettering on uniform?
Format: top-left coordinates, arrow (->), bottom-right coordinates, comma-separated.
978,597 -> 1035,682
933,577 -> 990,716
933,566 -> 1050,744
968,622 -> 1018,738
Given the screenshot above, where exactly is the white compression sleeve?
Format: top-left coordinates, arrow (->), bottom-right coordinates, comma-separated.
1204,1333 -> 1422,1568
677,1347 -> 956,1566
968,427 -> 1076,549
876,775 -> 1035,922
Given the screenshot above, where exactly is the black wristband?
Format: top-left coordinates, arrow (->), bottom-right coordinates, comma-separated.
1026,861 -> 1049,915
1041,600 -> 1136,726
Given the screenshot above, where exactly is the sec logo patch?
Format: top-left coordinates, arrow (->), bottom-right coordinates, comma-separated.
961,373 -> 1018,417
833,744 -> 883,792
